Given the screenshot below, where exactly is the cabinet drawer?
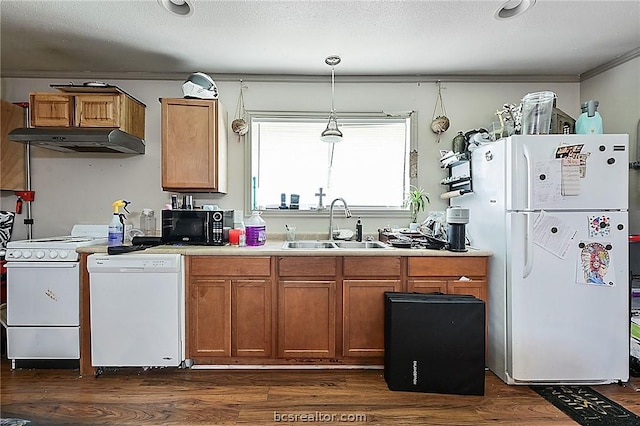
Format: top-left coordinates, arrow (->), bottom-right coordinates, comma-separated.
30,93 -> 74,127
343,256 -> 401,277
278,257 -> 337,277
190,256 -> 271,276
408,257 -> 487,277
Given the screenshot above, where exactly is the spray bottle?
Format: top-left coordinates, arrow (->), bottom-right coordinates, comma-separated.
108,199 -> 131,247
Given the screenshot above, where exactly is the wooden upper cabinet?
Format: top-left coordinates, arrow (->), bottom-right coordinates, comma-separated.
161,98 -> 228,193
30,93 -> 74,127
75,94 -> 120,127
1,100 -> 26,190
30,92 -> 145,139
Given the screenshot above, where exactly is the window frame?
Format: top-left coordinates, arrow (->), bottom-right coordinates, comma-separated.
244,110 -> 418,219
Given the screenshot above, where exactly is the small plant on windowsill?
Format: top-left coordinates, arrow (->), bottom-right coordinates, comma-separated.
404,186 -> 430,227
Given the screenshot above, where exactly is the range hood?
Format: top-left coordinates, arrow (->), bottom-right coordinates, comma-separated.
8,127 -> 145,154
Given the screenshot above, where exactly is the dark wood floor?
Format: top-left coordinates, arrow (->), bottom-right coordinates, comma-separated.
1,358 -> 639,425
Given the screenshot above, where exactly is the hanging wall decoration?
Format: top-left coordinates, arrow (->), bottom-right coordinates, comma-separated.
431,81 -> 450,143
231,80 -> 248,138
409,149 -> 418,178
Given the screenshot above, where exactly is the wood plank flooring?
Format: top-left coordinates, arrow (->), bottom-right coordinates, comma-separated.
1,358 -> 639,425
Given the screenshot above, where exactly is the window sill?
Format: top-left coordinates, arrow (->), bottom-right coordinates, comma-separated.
255,208 -> 411,220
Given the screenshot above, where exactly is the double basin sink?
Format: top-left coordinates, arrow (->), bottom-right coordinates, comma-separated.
282,240 -> 391,250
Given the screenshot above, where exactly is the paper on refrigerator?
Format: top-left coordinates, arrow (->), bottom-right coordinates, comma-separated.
534,160 -> 563,205
532,211 -> 577,259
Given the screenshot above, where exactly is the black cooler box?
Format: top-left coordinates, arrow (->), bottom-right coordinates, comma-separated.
384,292 -> 485,395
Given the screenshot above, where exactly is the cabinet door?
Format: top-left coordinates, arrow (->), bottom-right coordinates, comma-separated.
30,93 -> 74,127
161,98 -> 227,192
75,94 -> 120,127
189,279 -> 231,357
1,100 -> 26,190
278,280 -> 336,358
232,279 -> 272,357
343,279 -> 401,357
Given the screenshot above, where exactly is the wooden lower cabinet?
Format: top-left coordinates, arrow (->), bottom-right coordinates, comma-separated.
183,254 -> 488,365
278,280 -> 336,358
188,257 -> 272,360
233,279 -> 272,357
342,257 -> 402,357
343,279 -> 401,357
277,256 -> 337,358
190,278 -> 231,357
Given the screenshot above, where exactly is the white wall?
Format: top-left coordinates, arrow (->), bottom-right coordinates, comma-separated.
0,77 -> 585,240
580,56 -> 640,234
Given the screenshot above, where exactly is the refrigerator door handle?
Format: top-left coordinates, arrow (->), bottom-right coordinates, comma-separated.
523,145 -> 532,210
523,212 -> 534,279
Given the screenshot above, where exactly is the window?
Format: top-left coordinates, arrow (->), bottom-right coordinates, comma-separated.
247,111 -> 414,214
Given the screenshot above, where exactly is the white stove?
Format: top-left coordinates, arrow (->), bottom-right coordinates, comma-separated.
5,224 -> 107,366
6,224 -> 108,262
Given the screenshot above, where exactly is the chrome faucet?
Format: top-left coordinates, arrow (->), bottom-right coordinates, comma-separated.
329,197 -> 352,240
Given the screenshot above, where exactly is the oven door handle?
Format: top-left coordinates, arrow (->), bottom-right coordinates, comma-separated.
5,262 -> 79,269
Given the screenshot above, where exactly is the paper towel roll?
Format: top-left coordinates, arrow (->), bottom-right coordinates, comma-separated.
440,190 -> 465,199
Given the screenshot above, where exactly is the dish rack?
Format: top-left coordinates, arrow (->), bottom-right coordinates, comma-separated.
440,154 -> 473,199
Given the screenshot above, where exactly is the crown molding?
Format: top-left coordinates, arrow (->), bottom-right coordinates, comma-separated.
0,70 -> 581,84
580,47 -> 640,82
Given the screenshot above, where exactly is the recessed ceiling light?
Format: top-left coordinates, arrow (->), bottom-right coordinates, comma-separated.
495,0 -> 536,20
158,0 -> 193,17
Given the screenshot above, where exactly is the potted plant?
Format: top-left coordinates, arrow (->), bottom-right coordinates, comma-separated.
404,185 -> 430,228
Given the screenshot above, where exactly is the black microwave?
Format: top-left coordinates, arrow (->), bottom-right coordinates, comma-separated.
161,210 -> 234,245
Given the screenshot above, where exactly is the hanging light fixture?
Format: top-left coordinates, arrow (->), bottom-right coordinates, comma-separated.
320,55 -> 343,143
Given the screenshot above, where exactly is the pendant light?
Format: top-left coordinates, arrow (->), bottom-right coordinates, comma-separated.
320,55 -> 343,143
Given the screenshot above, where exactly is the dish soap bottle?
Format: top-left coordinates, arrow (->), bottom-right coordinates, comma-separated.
246,211 -> 266,246
356,218 -> 363,242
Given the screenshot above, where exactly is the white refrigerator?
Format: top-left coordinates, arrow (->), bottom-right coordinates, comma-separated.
458,134 -> 629,385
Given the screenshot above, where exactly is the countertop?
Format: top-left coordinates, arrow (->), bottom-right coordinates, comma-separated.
78,240 -> 492,257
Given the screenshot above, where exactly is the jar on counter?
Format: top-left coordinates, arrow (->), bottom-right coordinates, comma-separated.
140,209 -> 156,236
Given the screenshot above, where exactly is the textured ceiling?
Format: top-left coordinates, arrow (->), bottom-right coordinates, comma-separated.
1,0 -> 639,80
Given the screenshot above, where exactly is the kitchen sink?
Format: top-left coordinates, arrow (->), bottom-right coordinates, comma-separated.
282,241 -> 337,249
281,240 -> 392,249
333,241 -> 390,249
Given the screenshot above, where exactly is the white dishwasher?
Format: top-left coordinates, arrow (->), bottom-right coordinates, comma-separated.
87,253 -> 185,368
